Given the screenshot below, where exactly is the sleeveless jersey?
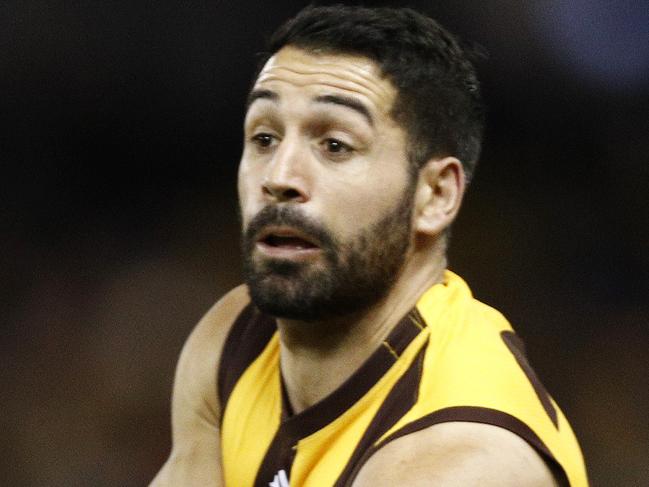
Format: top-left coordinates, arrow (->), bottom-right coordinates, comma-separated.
218,271 -> 588,486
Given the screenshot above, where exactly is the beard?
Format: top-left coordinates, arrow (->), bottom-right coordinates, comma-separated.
241,184 -> 416,322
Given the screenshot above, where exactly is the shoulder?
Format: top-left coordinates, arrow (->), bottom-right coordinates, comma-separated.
353,421 -> 558,487
150,285 -> 250,486
180,284 -> 251,365
172,284 -> 251,425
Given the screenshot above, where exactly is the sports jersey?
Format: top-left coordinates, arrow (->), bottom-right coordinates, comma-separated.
218,271 -> 588,486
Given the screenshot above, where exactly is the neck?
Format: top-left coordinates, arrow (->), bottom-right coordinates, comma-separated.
277,242 -> 446,414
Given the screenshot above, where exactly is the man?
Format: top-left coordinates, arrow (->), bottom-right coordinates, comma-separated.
152,5 -> 588,486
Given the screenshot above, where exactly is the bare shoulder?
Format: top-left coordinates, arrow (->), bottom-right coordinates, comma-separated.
180,284 -> 250,370
173,284 -> 250,422
187,284 -> 251,348
353,422 -> 558,487
150,285 -> 250,487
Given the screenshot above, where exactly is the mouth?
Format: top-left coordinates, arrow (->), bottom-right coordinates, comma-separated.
255,226 -> 321,258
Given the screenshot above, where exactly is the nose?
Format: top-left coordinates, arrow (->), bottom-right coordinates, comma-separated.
262,137 -> 309,203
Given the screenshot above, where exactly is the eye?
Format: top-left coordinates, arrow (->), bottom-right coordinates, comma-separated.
323,138 -> 352,155
251,133 -> 275,148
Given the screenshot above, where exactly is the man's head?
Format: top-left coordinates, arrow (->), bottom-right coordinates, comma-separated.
257,4 -> 485,179
238,6 -> 483,321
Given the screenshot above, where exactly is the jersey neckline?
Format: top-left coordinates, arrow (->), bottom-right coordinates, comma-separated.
276,307 -> 428,439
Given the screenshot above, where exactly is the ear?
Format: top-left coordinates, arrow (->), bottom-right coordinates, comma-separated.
413,156 -> 466,236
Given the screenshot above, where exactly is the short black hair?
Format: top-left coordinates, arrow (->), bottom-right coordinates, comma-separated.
258,4 -> 485,182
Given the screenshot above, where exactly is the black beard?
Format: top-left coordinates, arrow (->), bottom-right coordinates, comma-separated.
241,188 -> 415,322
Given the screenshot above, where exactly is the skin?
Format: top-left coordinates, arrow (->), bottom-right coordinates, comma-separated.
151,46 -> 557,486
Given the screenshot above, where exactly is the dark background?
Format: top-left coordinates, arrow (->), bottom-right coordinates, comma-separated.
2,1 -> 647,485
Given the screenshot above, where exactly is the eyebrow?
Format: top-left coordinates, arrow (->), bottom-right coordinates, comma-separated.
314,94 -> 374,127
246,89 -> 278,109
246,89 -> 375,127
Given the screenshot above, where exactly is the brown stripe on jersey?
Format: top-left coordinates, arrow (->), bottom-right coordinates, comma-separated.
278,309 -> 425,440
253,426 -> 298,487
501,330 -> 559,428
333,341 -> 428,487
348,406 -> 570,487
409,307 -> 426,330
217,303 -> 277,422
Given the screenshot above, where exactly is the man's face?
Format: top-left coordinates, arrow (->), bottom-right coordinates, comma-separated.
238,46 -> 416,321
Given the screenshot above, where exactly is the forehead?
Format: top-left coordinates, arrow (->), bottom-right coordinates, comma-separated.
251,46 -> 397,118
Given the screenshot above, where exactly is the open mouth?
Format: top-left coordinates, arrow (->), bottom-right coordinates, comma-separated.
256,227 -> 320,254
262,234 -> 318,250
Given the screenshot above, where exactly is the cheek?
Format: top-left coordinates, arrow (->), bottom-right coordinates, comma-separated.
237,163 -> 260,225
323,174 -> 408,233
337,145 -> 411,221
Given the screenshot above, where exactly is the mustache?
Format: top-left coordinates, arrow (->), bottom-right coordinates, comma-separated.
243,205 -> 337,251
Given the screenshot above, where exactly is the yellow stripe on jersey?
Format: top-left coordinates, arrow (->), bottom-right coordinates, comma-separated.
221,333 -> 282,487
379,272 -> 588,487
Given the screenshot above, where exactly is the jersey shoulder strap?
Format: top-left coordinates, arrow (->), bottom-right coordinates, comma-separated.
217,302 -> 277,418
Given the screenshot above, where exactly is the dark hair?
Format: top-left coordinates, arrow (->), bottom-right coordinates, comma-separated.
258,4 -> 485,182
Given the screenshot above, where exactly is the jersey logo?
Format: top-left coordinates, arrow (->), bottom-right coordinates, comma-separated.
269,469 -> 290,487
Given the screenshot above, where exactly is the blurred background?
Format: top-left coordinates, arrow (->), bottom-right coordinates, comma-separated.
2,1 -> 647,485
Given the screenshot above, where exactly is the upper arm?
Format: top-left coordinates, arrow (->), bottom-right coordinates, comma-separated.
150,285 -> 250,487
353,422 -> 558,487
